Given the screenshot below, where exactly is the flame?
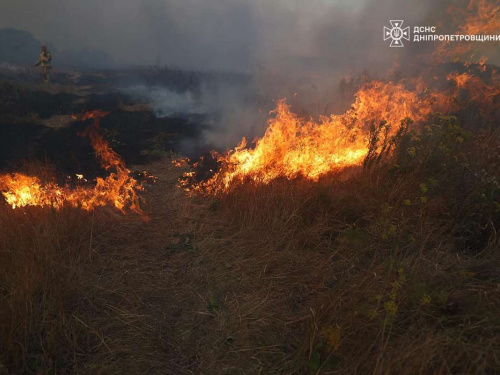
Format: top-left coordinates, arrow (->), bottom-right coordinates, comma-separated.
178,64 -> 497,195
183,81 -> 438,194
0,111 -> 143,213
448,72 -> 472,89
459,0 -> 499,36
178,60 -> 497,195
175,0 -> 498,196
435,0 -> 500,63
447,68 -> 500,113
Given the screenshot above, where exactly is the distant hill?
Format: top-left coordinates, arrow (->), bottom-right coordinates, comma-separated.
0,28 -> 40,65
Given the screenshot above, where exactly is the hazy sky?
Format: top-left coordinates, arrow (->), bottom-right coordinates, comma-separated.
0,0 -> 436,70
2,0 -> 493,72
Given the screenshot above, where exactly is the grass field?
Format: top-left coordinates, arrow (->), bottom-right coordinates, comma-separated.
1,108 -> 499,373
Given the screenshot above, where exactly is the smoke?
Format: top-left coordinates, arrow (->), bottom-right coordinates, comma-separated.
0,0 -> 454,72
126,85 -> 204,117
2,0 -> 498,151
124,77 -> 268,152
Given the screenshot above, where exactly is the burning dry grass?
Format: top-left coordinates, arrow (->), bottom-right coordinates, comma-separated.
2,76 -> 499,373
0,111 -> 143,214
205,128 -> 500,372
3,109 -> 498,374
169,109 -> 499,372
0,130 -> 499,374
182,80 -> 441,195
0,161 -> 182,373
1,45 -> 500,374
181,61 -> 499,196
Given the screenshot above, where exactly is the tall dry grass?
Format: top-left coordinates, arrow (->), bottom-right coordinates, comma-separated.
0,160 -> 194,374
206,116 -> 500,373
0,205 -> 100,372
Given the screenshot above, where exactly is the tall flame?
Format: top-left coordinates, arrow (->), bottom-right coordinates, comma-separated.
183,81 -> 439,194
178,0 -> 500,195
0,111 -> 143,213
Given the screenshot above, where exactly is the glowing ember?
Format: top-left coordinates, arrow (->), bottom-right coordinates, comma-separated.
0,111 -> 143,213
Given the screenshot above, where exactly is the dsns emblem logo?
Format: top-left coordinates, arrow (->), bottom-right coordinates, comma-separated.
384,20 -> 410,47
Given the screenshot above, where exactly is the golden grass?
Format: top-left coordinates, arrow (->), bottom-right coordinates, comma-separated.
210,170 -> 500,374
1,137 -> 499,374
0,205 -> 97,372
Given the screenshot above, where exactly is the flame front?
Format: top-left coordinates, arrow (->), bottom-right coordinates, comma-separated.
0,111 -> 143,213
179,0 -> 500,195
186,81 -> 440,194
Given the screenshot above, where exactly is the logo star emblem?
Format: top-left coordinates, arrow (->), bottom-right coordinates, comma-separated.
384,20 -> 410,47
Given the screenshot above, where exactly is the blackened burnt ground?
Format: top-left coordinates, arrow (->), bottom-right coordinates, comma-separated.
0,71 -> 213,180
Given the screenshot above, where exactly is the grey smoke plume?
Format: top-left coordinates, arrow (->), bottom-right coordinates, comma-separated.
2,0 -> 498,151
0,0 -> 458,72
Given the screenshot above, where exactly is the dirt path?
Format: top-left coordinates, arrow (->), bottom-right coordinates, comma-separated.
80,159 -> 210,373
77,157 -> 331,375
79,159 -> 290,374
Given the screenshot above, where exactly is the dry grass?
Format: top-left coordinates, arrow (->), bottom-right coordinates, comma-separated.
209,170 -> 500,374
197,118 -> 500,373
0,205 -> 98,372
1,118 -> 499,374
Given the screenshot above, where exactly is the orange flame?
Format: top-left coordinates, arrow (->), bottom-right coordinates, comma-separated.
447,68 -> 500,113
448,72 -> 472,89
0,111 -> 143,213
183,81 -> 438,194
435,0 -> 500,63
175,0 -> 499,196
